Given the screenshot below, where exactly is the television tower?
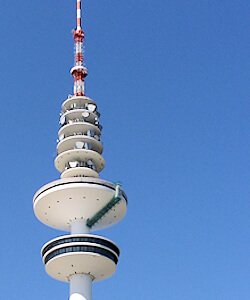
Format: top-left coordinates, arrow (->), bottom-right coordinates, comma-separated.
33,1 -> 127,299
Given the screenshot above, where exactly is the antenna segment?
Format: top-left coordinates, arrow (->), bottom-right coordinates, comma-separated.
70,0 -> 88,96
77,0 -> 82,30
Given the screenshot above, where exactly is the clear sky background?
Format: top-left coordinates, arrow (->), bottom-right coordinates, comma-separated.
0,0 -> 249,299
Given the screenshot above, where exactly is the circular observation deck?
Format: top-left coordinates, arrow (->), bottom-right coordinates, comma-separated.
42,234 -> 119,282
33,177 -> 127,232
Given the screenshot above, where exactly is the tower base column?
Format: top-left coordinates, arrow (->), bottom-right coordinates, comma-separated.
70,274 -> 92,300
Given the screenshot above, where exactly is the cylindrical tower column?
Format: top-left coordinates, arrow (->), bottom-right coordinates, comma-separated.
71,220 -> 90,234
70,274 -> 92,300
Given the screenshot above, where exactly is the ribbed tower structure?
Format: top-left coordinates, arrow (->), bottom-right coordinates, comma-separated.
33,1 -> 127,299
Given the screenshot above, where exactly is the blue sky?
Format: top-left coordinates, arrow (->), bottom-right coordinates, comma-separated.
0,0 -> 249,299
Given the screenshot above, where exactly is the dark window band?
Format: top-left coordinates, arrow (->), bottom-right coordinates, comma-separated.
42,237 -> 119,257
44,245 -> 118,264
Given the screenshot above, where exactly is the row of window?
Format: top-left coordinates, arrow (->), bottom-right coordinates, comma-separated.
44,245 -> 118,265
42,236 -> 120,257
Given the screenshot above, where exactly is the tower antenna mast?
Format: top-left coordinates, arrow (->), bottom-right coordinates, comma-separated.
71,0 -> 88,96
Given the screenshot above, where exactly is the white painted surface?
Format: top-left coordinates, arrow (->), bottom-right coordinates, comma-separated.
60,109 -> 96,124
33,180 -> 127,231
58,122 -> 100,139
71,220 -> 90,234
61,167 -> 99,179
57,135 -> 102,155
70,274 -> 92,300
62,96 -> 96,113
45,252 -> 116,282
54,149 -> 105,173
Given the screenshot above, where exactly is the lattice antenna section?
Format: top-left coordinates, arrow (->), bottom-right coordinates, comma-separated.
70,0 -> 88,96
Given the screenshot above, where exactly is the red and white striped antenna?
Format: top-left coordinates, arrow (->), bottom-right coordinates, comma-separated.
77,0 -> 82,30
70,0 -> 88,96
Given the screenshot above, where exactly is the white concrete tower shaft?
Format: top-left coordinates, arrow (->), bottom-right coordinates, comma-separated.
70,274 -> 92,300
71,220 -> 90,234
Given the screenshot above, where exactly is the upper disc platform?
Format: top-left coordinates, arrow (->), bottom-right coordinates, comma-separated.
33,177 -> 127,232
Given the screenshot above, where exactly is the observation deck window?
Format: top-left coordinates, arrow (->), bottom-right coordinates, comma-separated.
42,236 -> 120,257
44,245 -> 118,264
